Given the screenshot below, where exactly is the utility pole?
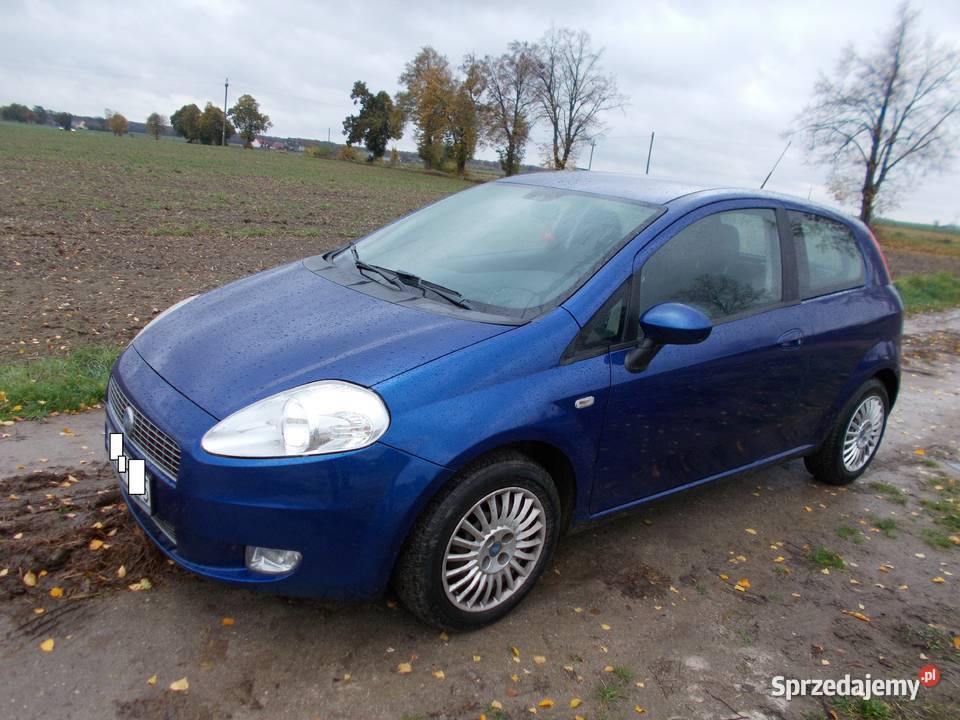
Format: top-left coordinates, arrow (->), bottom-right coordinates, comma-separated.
327,127 -> 331,144
222,78 -> 229,147
587,140 -> 596,170
645,131 -> 655,175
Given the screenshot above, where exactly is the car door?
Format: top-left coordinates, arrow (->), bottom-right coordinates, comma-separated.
589,201 -> 809,515
783,209 -> 876,438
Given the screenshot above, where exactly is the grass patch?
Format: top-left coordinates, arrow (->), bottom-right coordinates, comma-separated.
611,665 -> 633,683
894,272 -> 960,313
0,345 -> 120,421
873,518 -> 898,538
868,481 -> 907,505
595,679 -> 626,704
920,498 -> 960,533
921,528 -> 953,550
837,525 -> 864,543
832,697 -> 892,720
809,546 -> 845,569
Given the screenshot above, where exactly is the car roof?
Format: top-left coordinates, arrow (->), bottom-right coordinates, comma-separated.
497,171 -> 858,227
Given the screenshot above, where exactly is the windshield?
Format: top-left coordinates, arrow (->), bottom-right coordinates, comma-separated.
347,182 -> 663,320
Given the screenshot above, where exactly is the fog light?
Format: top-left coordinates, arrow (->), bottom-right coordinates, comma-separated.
245,546 -> 302,574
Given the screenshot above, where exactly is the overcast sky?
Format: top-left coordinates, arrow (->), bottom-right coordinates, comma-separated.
2,0 -> 959,223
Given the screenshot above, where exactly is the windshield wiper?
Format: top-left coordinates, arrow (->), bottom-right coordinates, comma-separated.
394,270 -> 474,310
350,245 -> 405,291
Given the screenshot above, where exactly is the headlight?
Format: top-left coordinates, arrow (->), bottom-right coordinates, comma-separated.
201,380 -> 390,458
138,295 -> 198,337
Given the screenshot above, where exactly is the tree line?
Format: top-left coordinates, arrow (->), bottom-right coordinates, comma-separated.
2,95 -> 272,149
342,26 -> 624,176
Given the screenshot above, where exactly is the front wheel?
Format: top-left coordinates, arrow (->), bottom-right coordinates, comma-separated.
804,379 -> 889,486
394,451 -> 560,631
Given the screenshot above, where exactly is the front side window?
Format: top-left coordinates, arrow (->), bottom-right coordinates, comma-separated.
346,183 -> 662,319
788,211 -> 865,299
638,209 -> 783,321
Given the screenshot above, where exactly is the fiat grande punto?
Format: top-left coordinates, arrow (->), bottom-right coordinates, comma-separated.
105,172 -> 901,629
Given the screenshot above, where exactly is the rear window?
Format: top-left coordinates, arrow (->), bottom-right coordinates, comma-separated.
788,211 -> 865,299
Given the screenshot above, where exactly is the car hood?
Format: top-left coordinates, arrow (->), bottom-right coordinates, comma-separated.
134,261 -> 509,419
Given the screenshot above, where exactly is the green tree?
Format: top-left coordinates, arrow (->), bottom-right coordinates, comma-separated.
54,112 -> 72,130
228,94 -> 271,148
105,110 -> 129,136
198,103 -> 233,145
447,58 -> 487,174
343,81 -> 403,160
145,112 -> 168,140
171,103 -> 202,142
32,105 -> 49,125
1,103 -> 35,123
397,46 -> 456,169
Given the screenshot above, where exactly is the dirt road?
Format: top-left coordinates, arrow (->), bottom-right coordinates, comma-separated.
1,313 -> 959,720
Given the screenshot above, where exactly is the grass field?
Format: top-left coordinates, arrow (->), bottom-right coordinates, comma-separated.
1,120 -> 958,422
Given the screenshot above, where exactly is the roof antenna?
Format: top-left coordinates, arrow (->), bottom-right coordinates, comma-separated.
760,140 -> 791,189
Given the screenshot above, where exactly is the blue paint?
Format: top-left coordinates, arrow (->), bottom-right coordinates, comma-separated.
109,173 -> 902,600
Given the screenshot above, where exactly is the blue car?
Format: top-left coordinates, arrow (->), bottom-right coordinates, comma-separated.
105,173 -> 901,629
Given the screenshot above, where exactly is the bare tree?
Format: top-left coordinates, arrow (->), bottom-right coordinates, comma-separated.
795,4 -> 959,225
533,27 -> 625,169
482,42 -> 538,176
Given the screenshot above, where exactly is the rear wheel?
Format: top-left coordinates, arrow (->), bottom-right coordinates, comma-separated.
394,451 -> 560,631
804,379 -> 889,485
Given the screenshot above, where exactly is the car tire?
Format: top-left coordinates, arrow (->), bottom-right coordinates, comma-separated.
804,379 -> 889,486
393,451 -> 561,631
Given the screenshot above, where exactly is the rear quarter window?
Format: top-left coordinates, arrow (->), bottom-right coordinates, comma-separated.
788,211 -> 865,299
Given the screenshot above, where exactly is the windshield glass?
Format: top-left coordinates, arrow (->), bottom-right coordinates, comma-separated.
348,182 -> 663,319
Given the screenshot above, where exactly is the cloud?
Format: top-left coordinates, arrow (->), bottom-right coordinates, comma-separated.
1,0 -> 958,222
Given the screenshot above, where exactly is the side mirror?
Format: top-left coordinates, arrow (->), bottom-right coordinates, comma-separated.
640,302 -> 712,346
625,302 -> 712,373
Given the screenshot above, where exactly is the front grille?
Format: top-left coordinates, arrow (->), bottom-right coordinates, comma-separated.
107,379 -> 181,481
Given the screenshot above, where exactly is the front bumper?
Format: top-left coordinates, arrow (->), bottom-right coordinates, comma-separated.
105,347 -> 450,600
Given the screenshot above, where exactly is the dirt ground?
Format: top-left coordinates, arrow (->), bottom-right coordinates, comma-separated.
1,317 -> 958,720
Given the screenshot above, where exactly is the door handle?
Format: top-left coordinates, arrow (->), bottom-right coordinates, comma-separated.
777,328 -> 804,349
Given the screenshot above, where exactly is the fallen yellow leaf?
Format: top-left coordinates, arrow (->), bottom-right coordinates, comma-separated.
719,573 -> 729,581
117,565 -> 127,578
49,587 -> 63,598
439,631 -> 449,642
33,608 -> 44,615
604,665 -> 614,672
570,698 -> 582,708
39,638 -> 54,652
600,623 -> 611,630
472,655 -> 482,662
635,706 -> 647,715
745,528 -> 757,535
773,556 -> 785,563
511,673 -> 520,682
932,577 -> 946,584
89,539 -> 104,551
490,700 -> 503,710
511,646 -> 521,658
432,669 -> 445,679
147,675 -> 157,686
842,610 -> 872,623
169,677 -> 189,692
221,617 -> 235,626
914,448 -> 926,455
538,699 -> 554,708
23,570 -> 37,587
533,655 -> 546,664
737,578 -> 751,589
952,637 -> 960,650
396,662 -> 413,674
128,578 -> 152,591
